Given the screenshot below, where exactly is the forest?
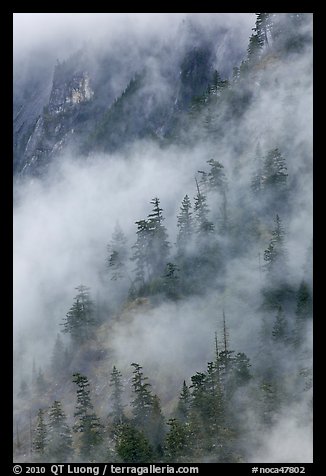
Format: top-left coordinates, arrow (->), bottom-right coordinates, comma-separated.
13,13 -> 313,463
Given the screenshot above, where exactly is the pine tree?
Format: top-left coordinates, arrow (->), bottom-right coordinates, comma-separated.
147,197 -> 170,277
116,423 -> 153,463
110,366 -> 124,425
206,159 -> 227,192
254,13 -> 272,47
294,281 -> 313,347
263,214 -> 287,280
176,381 -> 191,422
130,363 -> 153,428
176,195 -> 193,251
251,144 -> 264,194
61,285 -> 96,344
72,373 -> 103,459
47,401 -> 73,462
194,179 -> 214,235
131,219 -> 150,288
247,33 -> 263,63
147,394 -> 165,456
107,223 -> 128,281
272,306 -> 287,342
262,148 -> 288,190
162,262 -> 180,300
32,409 -> 47,460
165,418 -> 189,462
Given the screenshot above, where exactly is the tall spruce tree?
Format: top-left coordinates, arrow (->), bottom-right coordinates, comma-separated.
107,223 -> 128,281
61,285 -> 96,345
72,373 -> 103,459
32,409 -> 47,461
176,195 -> 193,251
47,401 -> 73,462
147,197 -> 170,277
110,366 -> 124,425
130,363 -> 153,428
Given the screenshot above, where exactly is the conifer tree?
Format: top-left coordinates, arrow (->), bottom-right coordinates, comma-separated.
165,418 -> 189,461
47,401 -> 73,462
72,373 -> 103,459
110,366 -> 124,425
176,195 -> 193,251
262,148 -> 288,190
107,223 -> 128,281
194,179 -> 214,235
147,197 -> 170,277
263,214 -> 287,281
33,409 -> 47,460
131,363 -> 153,427
272,306 -> 287,342
176,381 -> 191,422
61,285 -> 96,344
116,423 -> 153,463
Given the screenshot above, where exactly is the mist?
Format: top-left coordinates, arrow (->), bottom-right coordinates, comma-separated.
13,13 -> 312,464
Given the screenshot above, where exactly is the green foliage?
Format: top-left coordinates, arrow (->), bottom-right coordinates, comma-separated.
47,401 -> 73,462
176,195 -> 193,251
61,285 -> 96,344
165,418 -> 190,461
162,262 -> 180,300
72,373 -> 104,458
107,224 -> 128,281
263,215 -> 287,281
272,306 -> 288,342
32,409 -> 47,460
110,366 -> 124,425
131,363 -> 153,427
116,423 -> 153,463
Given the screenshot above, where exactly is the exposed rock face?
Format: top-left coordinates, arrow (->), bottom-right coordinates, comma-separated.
14,26 -> 225,177
19,64 -> 95,175
48,71 -> 94,114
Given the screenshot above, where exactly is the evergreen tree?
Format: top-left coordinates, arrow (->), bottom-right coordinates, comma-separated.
32,409 -> 47,460
116,423 -> 153,463
162,262 -> 180,300
254,13 -> 272,47
47,401 -> 73,462
147,197 -> 170,277
294,281 -> 313,347
262,148 -> 288,190
206,159 -> 227,192
131,363 -> 153,428
176,381 -> 191,422
251,144 -> 264,194
176,195 -> 193,251
247,33 -> 263,63
272,306 -> 287,342
209,70 -> 229,95
110,366 -> 124,425
107,223 -> 128,281
263,214 -> 287,281
72,373 -> 103,459
165,418 -> 189,462
61,285 -> 96,344
147,395 -> 165,456
194,179 -> 214,235
131,219 -> 150,288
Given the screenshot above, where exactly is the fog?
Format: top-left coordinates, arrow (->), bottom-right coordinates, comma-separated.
13,13 -> 312,463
